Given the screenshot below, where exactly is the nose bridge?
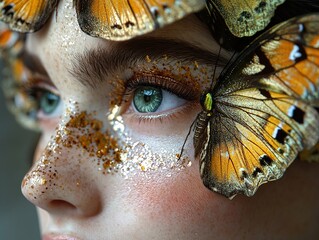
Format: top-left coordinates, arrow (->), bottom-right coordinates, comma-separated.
21,109 -> 123,217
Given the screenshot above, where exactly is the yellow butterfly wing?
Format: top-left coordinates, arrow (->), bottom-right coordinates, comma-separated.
0,0 -> 58,32
194,13 -> 319,198
209,0 -> 285,37
75,0 -> 206,41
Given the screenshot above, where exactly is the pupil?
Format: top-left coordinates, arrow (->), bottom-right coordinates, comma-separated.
144,90 -> 153,102
133,86 -> 162,113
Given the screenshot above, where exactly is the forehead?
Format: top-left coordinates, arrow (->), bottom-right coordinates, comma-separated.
23,1 -> 222,96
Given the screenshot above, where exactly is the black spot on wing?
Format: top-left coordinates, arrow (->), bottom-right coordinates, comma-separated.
289,106 -> 305,124
252,167 -> 263,178
238,11 -> 252,23
111,24 -> 122,30
255,48 -> 276,74
259,89 -> 271,98
125,21 -> 135,28
259,155 -> 273,166
240,170 -> 249,180
273,128 -> 288,144
254,1 -> 267,14
278,148 -> 284,154
2,4 -> 13,14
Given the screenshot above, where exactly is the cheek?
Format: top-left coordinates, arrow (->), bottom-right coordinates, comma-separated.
125,162 -> 242,227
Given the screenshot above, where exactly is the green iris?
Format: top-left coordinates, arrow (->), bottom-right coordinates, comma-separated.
39,91 -> 60,115
133,86 -> 162,113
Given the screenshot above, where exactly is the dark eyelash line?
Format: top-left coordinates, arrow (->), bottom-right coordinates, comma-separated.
124,73 -> 199,101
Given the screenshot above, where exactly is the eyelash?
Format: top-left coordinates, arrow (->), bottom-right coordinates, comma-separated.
124,73 -> 198,101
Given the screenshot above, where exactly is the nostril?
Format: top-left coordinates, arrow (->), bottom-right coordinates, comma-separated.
50,200 -> 76,210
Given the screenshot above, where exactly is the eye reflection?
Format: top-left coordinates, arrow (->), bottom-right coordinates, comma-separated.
133,86 -> 163,113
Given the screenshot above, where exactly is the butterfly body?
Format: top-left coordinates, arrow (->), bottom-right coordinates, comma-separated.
194,13 -> 319,199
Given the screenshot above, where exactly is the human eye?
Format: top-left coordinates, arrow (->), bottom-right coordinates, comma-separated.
119,71 -> 200,134
27,80 -> 62,123
3,60 -> 62,131
132,85 -> 185,114
126,73 -> 197,114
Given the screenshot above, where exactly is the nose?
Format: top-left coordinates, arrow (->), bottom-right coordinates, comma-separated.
21,111 -> 105,218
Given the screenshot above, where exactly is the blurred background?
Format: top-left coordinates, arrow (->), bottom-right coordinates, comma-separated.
0,89 -> 40,239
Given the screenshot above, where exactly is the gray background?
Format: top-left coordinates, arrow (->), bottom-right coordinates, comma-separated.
0,89 -> 40,239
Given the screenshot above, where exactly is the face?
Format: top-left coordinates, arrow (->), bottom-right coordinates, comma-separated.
17,1 -> 319,239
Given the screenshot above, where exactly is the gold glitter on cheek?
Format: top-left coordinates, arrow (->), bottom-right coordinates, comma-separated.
22,95 -> 194,199
107,105 -> 194,177
22,101 -> 129,197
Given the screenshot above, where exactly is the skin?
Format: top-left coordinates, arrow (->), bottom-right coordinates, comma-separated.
20,1 -> 319,239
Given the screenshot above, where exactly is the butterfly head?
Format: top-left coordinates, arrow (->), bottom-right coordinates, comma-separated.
200,92 -> 214,113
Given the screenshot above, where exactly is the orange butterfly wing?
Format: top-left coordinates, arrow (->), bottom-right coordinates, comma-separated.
195,14 -> 319,198
75,0 -> 205,40
0,0 -> 58,32
198,90 -> 318,198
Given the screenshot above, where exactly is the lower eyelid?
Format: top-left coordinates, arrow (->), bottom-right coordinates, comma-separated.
122,102 -> 199,137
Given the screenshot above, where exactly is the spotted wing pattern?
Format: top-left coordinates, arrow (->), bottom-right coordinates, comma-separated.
208,0 -> 285,37
75,0 -> 205,40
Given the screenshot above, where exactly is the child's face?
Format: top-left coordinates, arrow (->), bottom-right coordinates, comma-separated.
20,1 -> 319,239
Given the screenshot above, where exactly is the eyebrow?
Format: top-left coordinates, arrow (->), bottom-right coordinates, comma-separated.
69,37 -> 229,89
22,50 -> 48,77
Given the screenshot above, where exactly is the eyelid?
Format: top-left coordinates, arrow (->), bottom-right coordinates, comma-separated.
28,78 -> 59,96
125,73 -> 199,101
20,65 -> 57,93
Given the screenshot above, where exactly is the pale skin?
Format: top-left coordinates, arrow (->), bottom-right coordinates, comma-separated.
20,1 -> 319,239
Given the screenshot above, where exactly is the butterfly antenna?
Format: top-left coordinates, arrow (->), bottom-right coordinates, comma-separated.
210,44 -> 223,90
178,117 -> 197,161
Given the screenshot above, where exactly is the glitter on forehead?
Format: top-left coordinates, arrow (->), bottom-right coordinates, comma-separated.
60,0 -> 81,51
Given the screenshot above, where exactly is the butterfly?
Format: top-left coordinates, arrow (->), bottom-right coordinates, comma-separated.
194,13 -> 319,199
0,0 -> 205,40
207,0 -> 286,37
0,0 -> 58,32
